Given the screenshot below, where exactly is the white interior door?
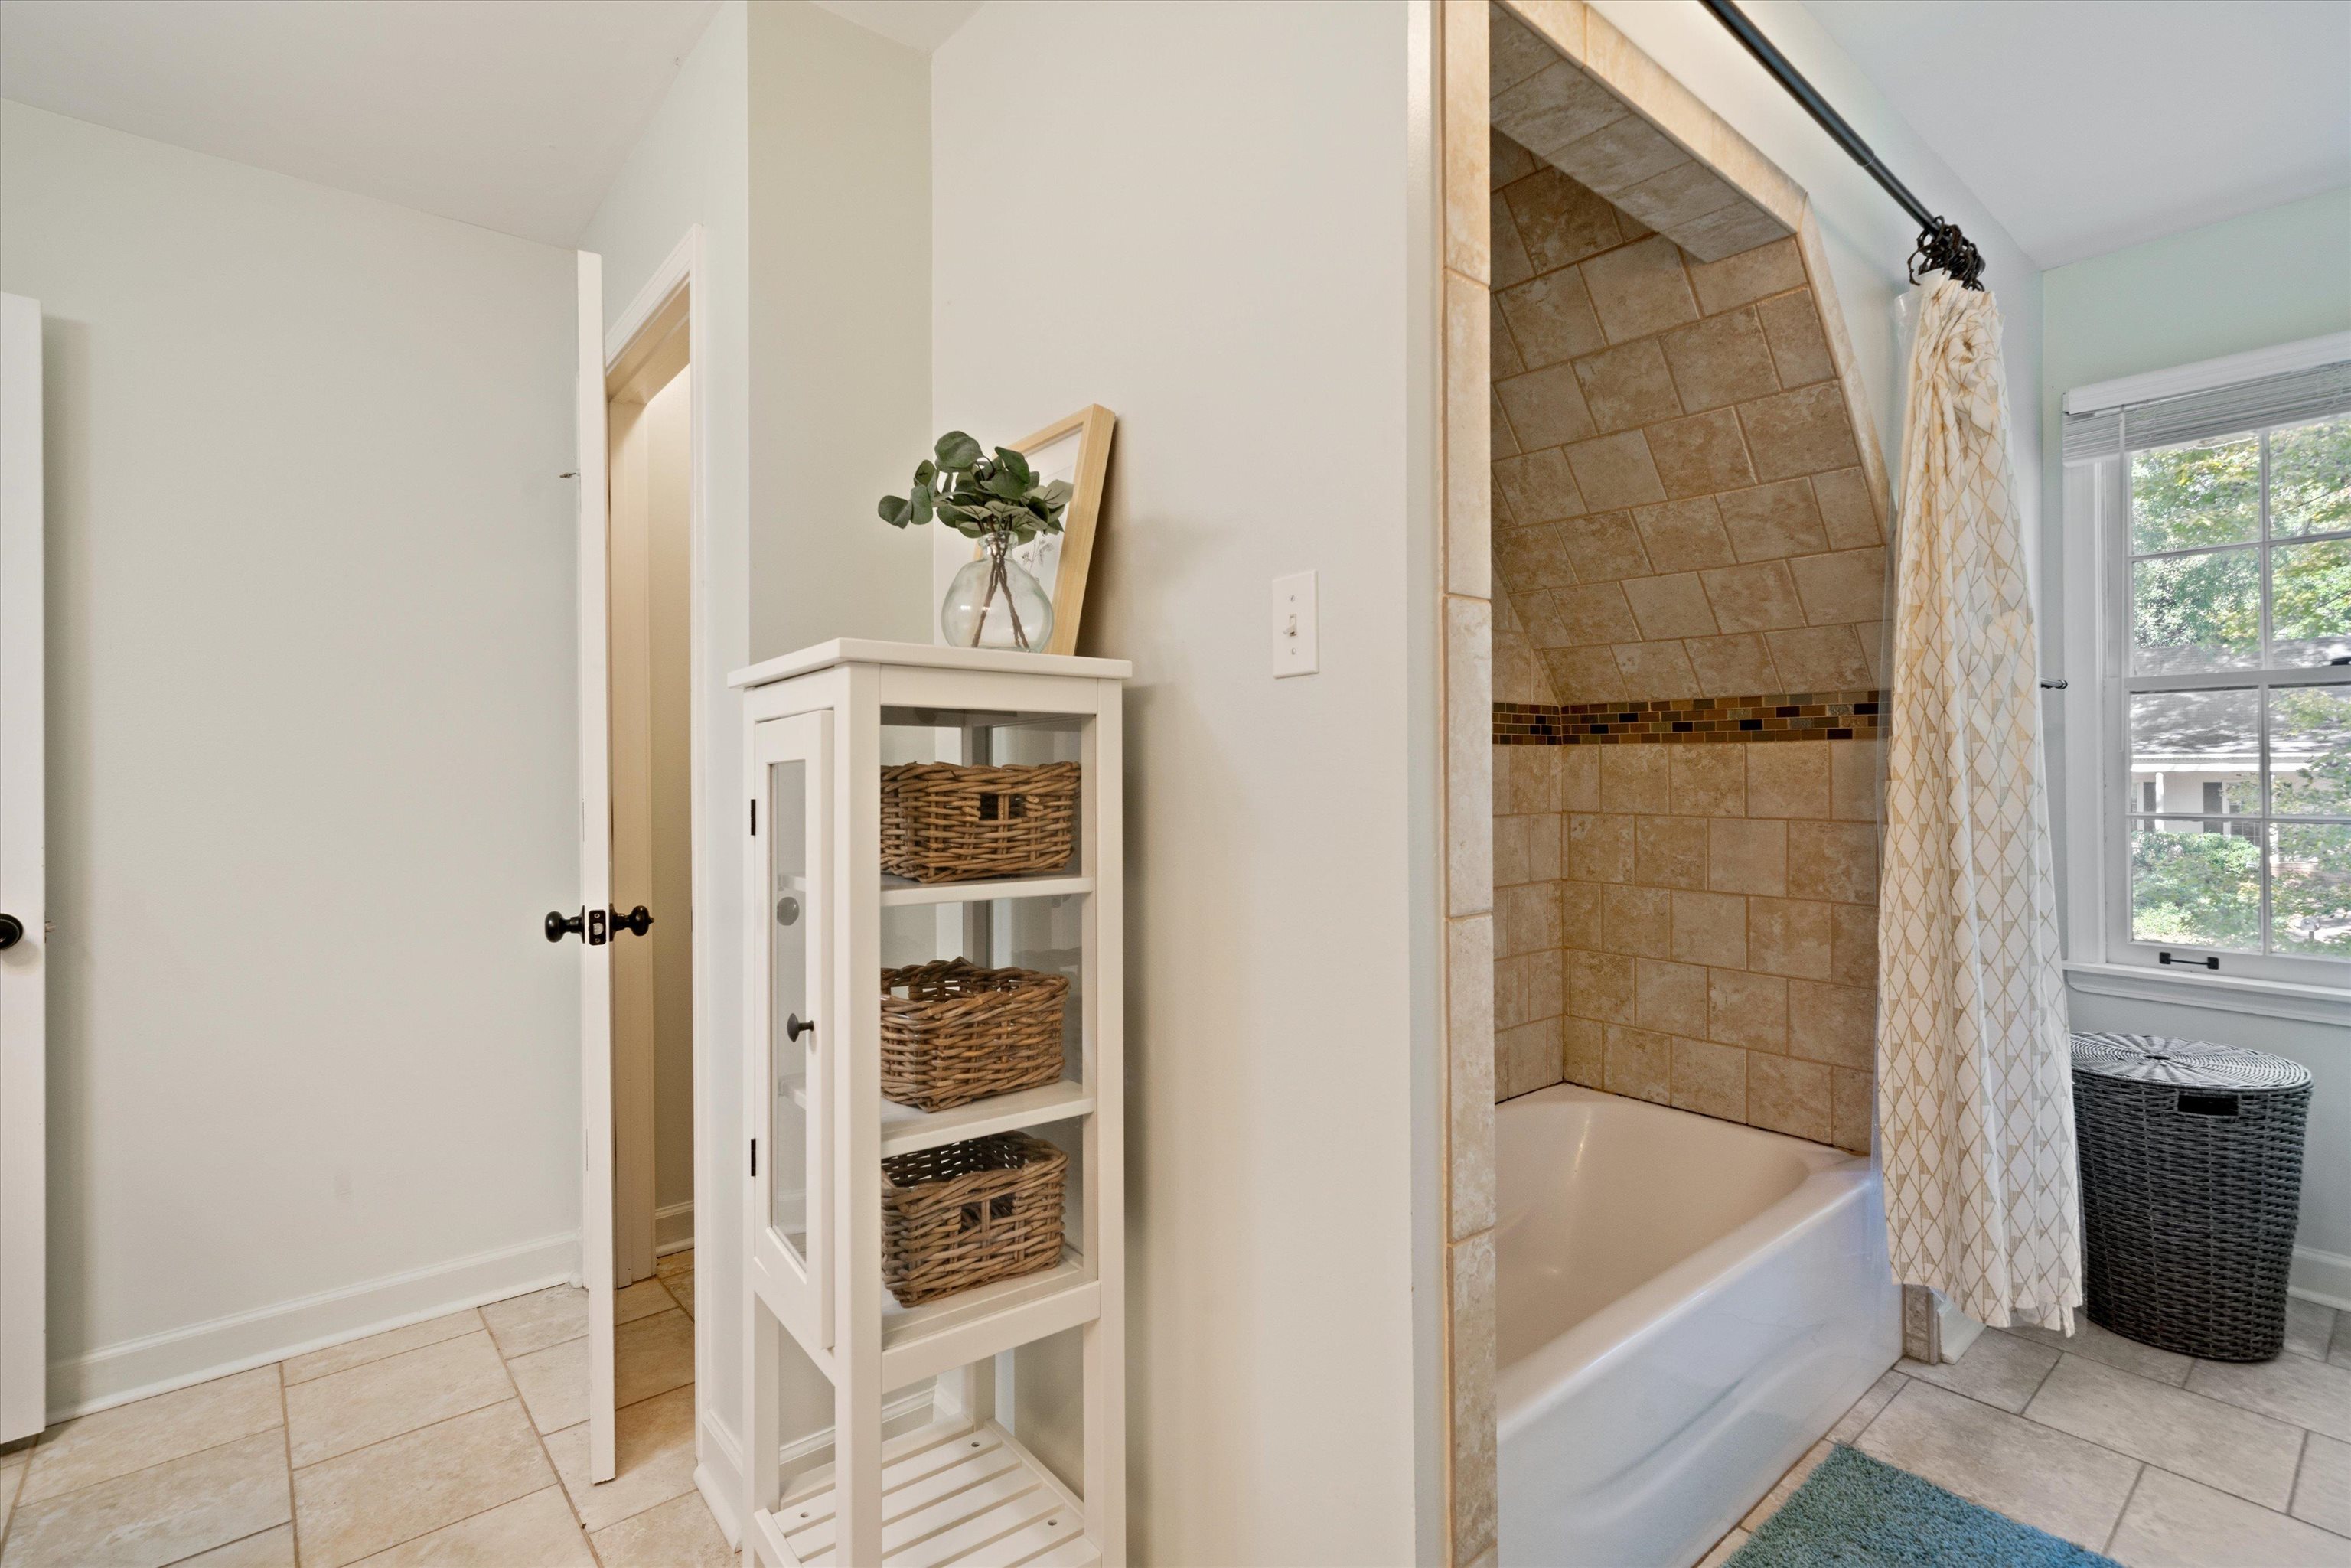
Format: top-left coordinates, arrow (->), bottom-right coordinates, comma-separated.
0,292 -> 45,1445
572,253 -> 618,1483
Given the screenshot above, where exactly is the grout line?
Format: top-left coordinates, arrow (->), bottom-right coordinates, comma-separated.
9,1417 -> 289,1513
0,1442 -> 26,1561
2017,1343 -> 2064,1412
160,1522 -> 291,1568
2100,1462 -> 2147,1556
277,1360 -> 300,1566
2287,1427 -> 2310,1522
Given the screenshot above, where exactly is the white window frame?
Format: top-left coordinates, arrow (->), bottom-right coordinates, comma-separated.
2057,338 -> 2351,1009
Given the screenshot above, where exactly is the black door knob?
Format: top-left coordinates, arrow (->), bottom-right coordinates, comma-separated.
611,905 -> 654,938
0,914 -> 21,950
786,1012 -> 817,1042
545,909 -> 584,943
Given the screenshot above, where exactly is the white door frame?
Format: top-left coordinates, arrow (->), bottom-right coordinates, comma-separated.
0,292 -> 45,1445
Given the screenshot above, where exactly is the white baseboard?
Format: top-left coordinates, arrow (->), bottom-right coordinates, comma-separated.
656,1201 -> 695,1256
2291,1246 -> 2351,1310
48,1230 -> 579,1421
697,1410 -> 748,1550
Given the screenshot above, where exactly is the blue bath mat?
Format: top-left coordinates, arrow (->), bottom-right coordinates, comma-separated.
1730,1445 -> 2121,1567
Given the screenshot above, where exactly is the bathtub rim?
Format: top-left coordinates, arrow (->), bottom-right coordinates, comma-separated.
1496,1085 -> 1878,1442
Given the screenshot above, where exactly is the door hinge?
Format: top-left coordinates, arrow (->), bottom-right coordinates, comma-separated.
749,1139 -> 758,1178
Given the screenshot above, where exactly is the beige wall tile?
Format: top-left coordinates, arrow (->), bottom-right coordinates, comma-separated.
1547,639 -> 1619,707
1747,896 -> 1834,980
1635,814 -> 1710,889
1622,572 -> 1719,641
1717,478 -> 1829,562
1492,190 -> 1536,293
1698,559 -> 1806,634
1497,270 -> 1606,371
1493,813 -> 1531,887
1492,128 -> 1539,185
1495,447 -> 1585,524
1507,1018 -> 1566,1095
1671,1036 -> 1748,1121
1523,948 -> 1565,1022
1671,889 -> 1747,967
1496,520 -> 1579,590
1636,957 -> 1710,1036
1738,383 -> 1862,481
1756,288 -> 1834,388
1498,881 -> 1563,957
1449,1231 -> 1500,1564
1857,619 -> 1889,685
24,1367 -> 284,1505
1573,338 -> 1683,432
1449,914 -> 1498,1238
1564,429 -> 1668,510
1566,813 -> 1635,883
1551,119 -> 1690,202
1568,948 -> 1637,1023
1563,1017 -> 1606,1087
1660,307 -> 1779,413
1811,467 -> 1882,548
1676,203 -> 1792,260
1558,745 -> 1601,811
8,1430 -> 289,1568
1790,546 -> 1887,625
1744,744 -> 1828,818
1496,601 -> 1559,704
1491,6 -> 1564,94
1443,0 -> 1490,286
1830,902 -> 1877,987
1748,1054 -> 1832,1143
1709,817 -> 1788,896
1560,878 -> 1603,947
1613,641 -> 1700,697
1492,293 -> 1528,383
1684,632 -> 1782,696
1787,980 -> 1875,1071
1499,742 -> 1561,813
1615,161 -> 1740,232
1789,821 -> 1878,905
1646,406 -> 1758,499
1603,882 -> 1672,957
1580,234 -> 1700,343
1495,60 -> 1627,166
1550,581 -> 1641,646
1603,1024 -> 1673,1103
1497,360 -> 1599,449
293,1401 -> 553,1568
1830,740 -> 1883,822
1831,1067 -> 1873,1154
1708,968 -> 1788,1051
1765,625 -> 1873,689
1449,595 -> 1495,919
1632,496 -> 1736,572
1494,954 -> 1531,1028
1684,238 -> 1804,315
1503,167 -> 1625,274
1446,277 -> 1494,601
1670,745 -> 1744,816
1599,745 -> 1670,813
1557,510 -> 1652,580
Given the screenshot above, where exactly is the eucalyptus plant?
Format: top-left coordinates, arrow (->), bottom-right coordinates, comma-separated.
880,432 -> 1072,650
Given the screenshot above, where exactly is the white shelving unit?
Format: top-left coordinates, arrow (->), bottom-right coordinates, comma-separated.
732,640 -> 1128,1568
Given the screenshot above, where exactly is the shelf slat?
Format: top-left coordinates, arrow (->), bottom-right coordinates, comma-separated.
776,1077 -> 1094,1159
879,1252 -> 1098,1390
879,874 -> 1092,908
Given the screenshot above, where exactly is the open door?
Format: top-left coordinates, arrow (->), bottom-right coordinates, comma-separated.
0,292 -> 45,1446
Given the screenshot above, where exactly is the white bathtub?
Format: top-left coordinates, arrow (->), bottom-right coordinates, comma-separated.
1497,1085 -> 1899,1568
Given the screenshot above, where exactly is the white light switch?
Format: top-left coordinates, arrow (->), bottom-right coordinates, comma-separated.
1271,571 -> 1319,677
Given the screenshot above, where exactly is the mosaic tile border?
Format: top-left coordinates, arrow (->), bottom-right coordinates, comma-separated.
1494,690 -> 1882,745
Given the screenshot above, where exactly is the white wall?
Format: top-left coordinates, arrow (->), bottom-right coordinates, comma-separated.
932,5 -> 1430,1561
0,99 -> 580,1413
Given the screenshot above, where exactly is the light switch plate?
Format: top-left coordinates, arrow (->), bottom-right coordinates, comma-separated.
1271,571 -> 1318,677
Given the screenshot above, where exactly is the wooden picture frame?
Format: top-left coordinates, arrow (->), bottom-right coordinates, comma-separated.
996,405 -> 1115,656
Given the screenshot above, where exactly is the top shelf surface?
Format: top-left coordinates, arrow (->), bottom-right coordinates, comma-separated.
729,638 -> 1132,691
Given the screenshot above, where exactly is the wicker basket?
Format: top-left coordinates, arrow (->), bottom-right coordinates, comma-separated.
881,1132 -> 1067,1307
2072,1032 -> 2312,1362
880,960 -> 1070,1112
879,762 -> 1080,884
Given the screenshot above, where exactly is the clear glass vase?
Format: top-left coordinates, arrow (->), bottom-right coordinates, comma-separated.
941,546 -> 1055,652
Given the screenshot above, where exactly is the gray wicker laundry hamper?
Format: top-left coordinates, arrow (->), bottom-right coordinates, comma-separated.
2072,1032 -> 2312,1362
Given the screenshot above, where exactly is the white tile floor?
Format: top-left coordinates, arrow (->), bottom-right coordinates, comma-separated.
1704,1297 -> 2351,1567
0,1249 -> 732,1568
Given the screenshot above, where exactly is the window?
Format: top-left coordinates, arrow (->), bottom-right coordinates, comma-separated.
2073,379 -> 2349,986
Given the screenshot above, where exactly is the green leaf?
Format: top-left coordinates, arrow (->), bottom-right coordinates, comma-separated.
996,447 -> 1032,485
1039,479 -> 1072,509
914,459 -> 935,487
909,491 -> 934,526
935,431 -> 982,470
879,495 -> 908,526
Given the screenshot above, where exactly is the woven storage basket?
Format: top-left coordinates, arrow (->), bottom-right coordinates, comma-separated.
2072,1032 -> 2312,1362
879,762 -> 1080,884
880,959 -> 1070,1112
881,1132 -> 1067,1308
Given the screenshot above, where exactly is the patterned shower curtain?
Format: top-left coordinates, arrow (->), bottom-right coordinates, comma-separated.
1876,274 -> 2082,1332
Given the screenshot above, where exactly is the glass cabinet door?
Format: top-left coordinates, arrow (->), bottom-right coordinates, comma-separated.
751,709 -> 830,1348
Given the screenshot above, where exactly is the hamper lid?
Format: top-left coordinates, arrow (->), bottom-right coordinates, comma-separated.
2070,1032 -> 2311,1091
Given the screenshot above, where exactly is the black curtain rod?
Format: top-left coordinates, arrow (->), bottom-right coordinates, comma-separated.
1697,0 -> 1986,290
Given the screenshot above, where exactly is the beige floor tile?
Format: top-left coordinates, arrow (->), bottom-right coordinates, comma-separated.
22,1368 -> 283,1504
654,1250 -> 693,1283
1696,1527 -> 1749,1566
291,1400 -> 551,1568
284,1311 -> 482,1387
2332,1309 -> 2351,1369
504,1337 -> 588,1437
1739,1439 -> 1831,1531
543,1384 -> 696,1532
2003,1317 -> 2195,1388
2287,1298 -> 2339,1363
1900,1330 -> 2059,1414
2293,1433 -> 2350,1537
173,1523 -> 297,1566
285,1332 -> 514,1467
2108,1466 -> 2349,1568
1857,1381 -> 2140,1549
0,1456 -> 24,1547
617,1311 -> 696,1410
479,1282 -> 670,1361
352,1486 -> 595,1567
664,1270 -> 696,1319
2,1429 -> 289,1568
2187,1353 -> 2351,1442
1828,1370 -> 1906,1443
2024,1354 -> 2304,1510
587,1491 -> 732,1568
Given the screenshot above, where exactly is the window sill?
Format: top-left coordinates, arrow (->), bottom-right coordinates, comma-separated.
2062,961 -> 2350,1027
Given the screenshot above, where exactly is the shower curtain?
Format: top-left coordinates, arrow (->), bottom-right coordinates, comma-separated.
1876,274 -> 2081,1332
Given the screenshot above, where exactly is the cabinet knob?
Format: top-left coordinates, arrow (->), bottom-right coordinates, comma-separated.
786,1012 -> 817,1042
